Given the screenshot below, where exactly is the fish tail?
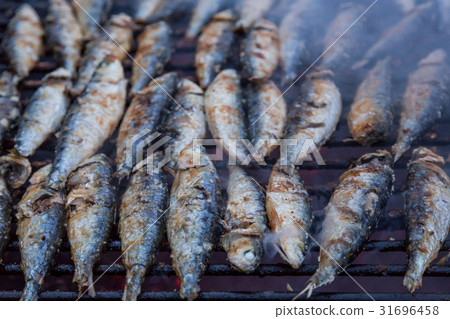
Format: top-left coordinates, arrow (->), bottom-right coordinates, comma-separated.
21,280 -> 40,301
293,265 -> 337,300
403,267 -> 424,294
123,265 -> 146,301
180,273 -> 201,301
392,141 -> 410,162
74,264 -> 96,298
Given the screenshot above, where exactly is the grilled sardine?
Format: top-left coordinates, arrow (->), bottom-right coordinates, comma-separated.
348,58 -> 393,146
167,142 -> 222,300
15,68 -> 72,157
133,0 -> 163,24
392,49 -> 449,162
116,72 -> 178,180
195,10 -> 235,89
186,0 -> 227,39
205,69 -> 249,165
266,162 -> 312,269
241,19 -> 279,82
236,0 -> 274,31
46,59 -> 127,190
0,71 -> 20,147
72,0 -> 113,40
130,21 -> 174,97
120,152 -> 168,301
164,79 -> 206,173
1,4 -> 43,80
221,166 -> 267,273
403,147 -> 450,293
66,154 -> 115,297
18,165 -> 65,301
299,151 -> 394,298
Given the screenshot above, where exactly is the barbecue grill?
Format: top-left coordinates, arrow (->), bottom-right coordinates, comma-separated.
0,0 -> 449,301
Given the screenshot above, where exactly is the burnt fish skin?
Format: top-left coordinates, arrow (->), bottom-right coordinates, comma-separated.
116,72 -> 178,180
0,71 -> 20,147
1,4 -> 44,81
353,2 -> 435,70
403,147 -> 450,293
15,68 -> 72,158
299,151 -> 394,298
221,166 -> 267,273
186,0 -> 227,39
392,49 -> 450,162
284,69 -> 342,166
119,152 -> 168,301
348,58 -> 393,146
17,165 -> 65,301
241,19 -> 279,82
236,0 -> 274,31
0,153 -> 32,264
66,154 -> 115,297
195,10 -> 236,89
130,21 -> 174,97
247,80 -> 287,160
164,79 -> 206,174
72,0 -> 113,40
266,162 -> 312,269
46,59 -> 127,190
46,0 -> 83,76
320,3 -> 368,72
167,143 -> 222,300
205,69 -> 250,165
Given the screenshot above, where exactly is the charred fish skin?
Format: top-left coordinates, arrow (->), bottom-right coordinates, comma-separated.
235,0 -> 274,31
47,59 -> 127,191
241,19 -> 279,82
320,3 -> 368,72
302,151 -> 394,297
164,79 -> 206,174
130,21 -> 174,97
116,72 -> 178,180
284,69 -> 342,166
1,4 -> 43,81
221,166 -> 267,273
392,49 -> 450,162
15,68 -> 72,158
247,80 -> 287,160
0,71 -> 20,147
266,162 -> 312,269
186,0 -> 227,39
348,58 -> 393,146
353,2 -> 435,70
195,10 -> 236,89
17,165 -> 66,301
72,0 -> 113,41
72,13 -> 134,96
167,143 -> 222,300
205,69 -> 250,165
66,154 -> 115,297
119,152 -> 168,301
403,147 -> 450,294
46,0 -> 83,76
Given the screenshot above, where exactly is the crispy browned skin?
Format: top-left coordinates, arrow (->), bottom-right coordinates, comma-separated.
46,59 -> 127,190
66,154 -> 115,297
116,72 -> 178,180
130,22 -> 174,96
266,162 -> 312,269
221,166 -> 267,273
18,165 -> 65,301
204,69 -> 250,165
1,4 -> 43,80
235,0 -> 274,31
348,58 -> 393,146
393,49 -> 450,162
195,10 -> 235,89
72,0 -> 113,40
247,80 -> 287,160
403,148 -> 450,293
186,0 -> 227,39
167,143 -> 222,300
120,152 -> 168,301
72,13 -> 134,96
299,151 -> 394,298
46,0 -> 83,76
0,71 -> 20,147
164,79 -> 206,173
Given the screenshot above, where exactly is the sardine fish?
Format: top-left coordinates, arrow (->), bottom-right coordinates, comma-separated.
235,0 -> 274,31
72,0 -> 113,40
0,71 -> 20,147
186,0 -> 227,39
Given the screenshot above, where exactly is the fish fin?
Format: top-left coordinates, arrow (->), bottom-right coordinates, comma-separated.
113,167 -> 131,183
21,280 -> 40,301
123,266 -> 145,301
292,281 -> 316,300
436,252 -> 450,266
